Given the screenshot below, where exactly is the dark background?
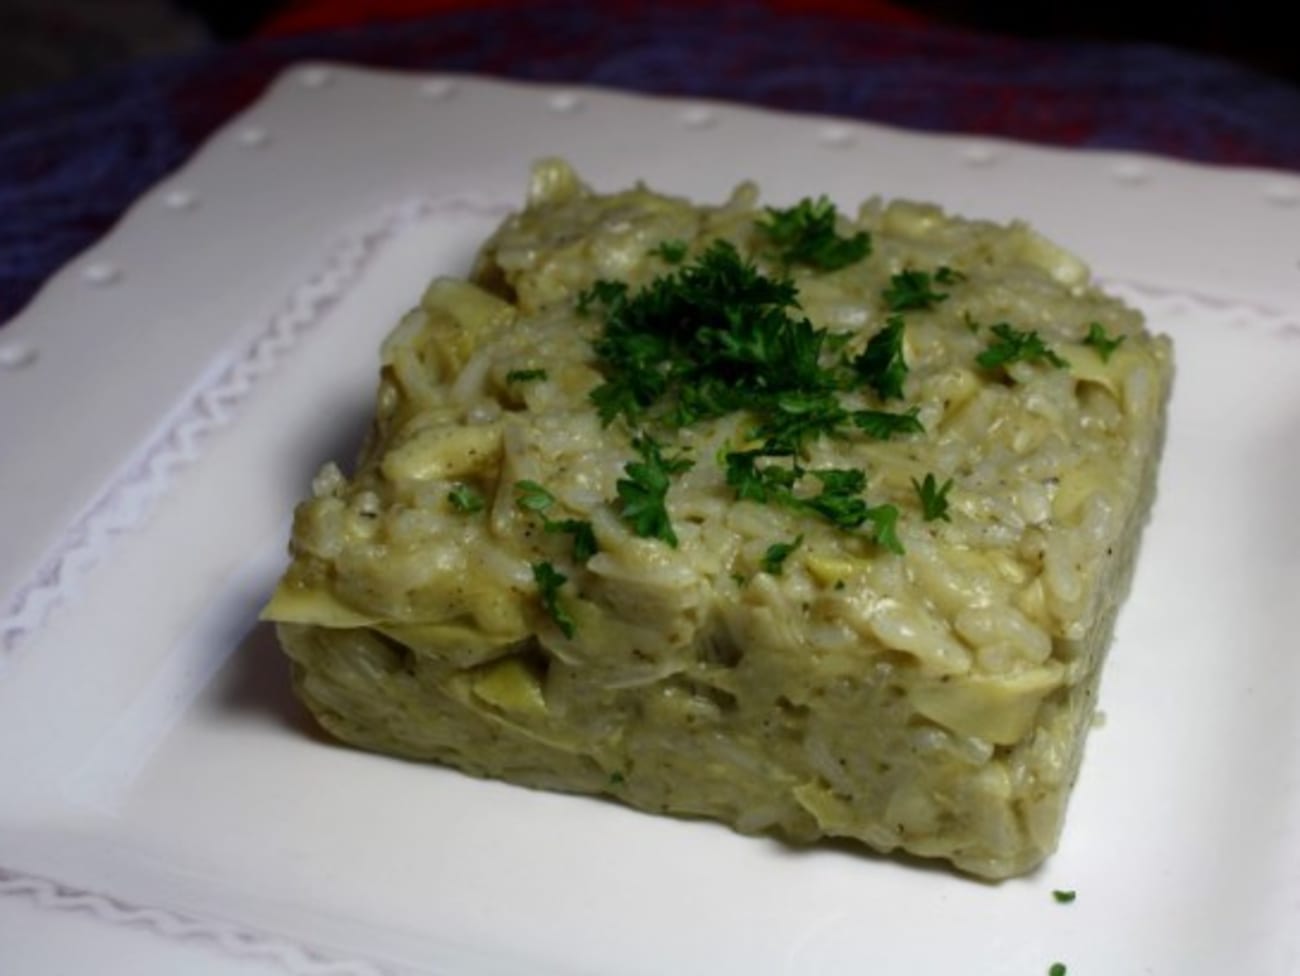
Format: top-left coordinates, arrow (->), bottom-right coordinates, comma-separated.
2,0 -> 1296,98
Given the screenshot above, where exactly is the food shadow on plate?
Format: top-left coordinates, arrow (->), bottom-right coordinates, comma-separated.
207,617 -> 326,739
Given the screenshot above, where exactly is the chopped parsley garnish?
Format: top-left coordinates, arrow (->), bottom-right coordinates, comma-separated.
853,315 -> 908,400
852,406 -> 923,440
724,452 -> 903,552
579,240 -> 912,557
617,435 -> 694,546
883,270 -> 949,311
761,534 -> 803,575
976,323 -> 1069,371
531,561 -> 576,638
757,196 -> 871,271
505,368 -> 548,384
934,265 -> 966,285
447,484 -> 485,514
1082,322 -> 1125,362
608,770 -> 626,786
912,473 -> 953,522
581,240 -> 815,427
1048,964 -> 1068,976
1052,889 -> 1077,904
516,481 -> 599,561
651,239 -> 688,264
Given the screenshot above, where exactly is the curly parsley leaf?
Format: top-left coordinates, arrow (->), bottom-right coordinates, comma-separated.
853,315 -> 908,400
912,472 -> 954,522
617,435 -> 694,546
650,239 -> 688,264
851,406 -> 923,440
761,534 -> 803,575
883,270 -> 949,311
1082,322 -> 1125,362
531,561 -> 576,638
977,323 -> 1069,371
447,484 -> 485,514
581,240 -> 812,428
757,196 -> 871,271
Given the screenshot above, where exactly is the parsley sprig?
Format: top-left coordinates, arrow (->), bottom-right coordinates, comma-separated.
1082,322 -> 1125,362
515,480 -> 599,562
761,534 -> 803,575
757,197 -> 871,271
912,473 -> 953,522
724,452 -> 903,552
853,315 -> 909,400
617,435 -> 694,547
883,270 -> 949,311
531,561 -> 576,638
447,484 -> 485,513
977,323 -> 1069,371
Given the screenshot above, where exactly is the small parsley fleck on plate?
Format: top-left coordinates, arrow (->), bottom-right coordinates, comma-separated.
1052,889 -> 1077,904
1048,963 -> 1068,976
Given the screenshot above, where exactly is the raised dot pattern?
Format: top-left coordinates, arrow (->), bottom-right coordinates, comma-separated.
0,342 -> 37,369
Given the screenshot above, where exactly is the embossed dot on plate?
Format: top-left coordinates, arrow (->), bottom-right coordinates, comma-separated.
236,126 -> 270,148
0,342 -> 37,369
1263,180 -> 1300,207
81,261 -> 121,286
1111,160 -> 1149,185
547,91 -> 583,114
679,106 -> 717,129
959,143 -> 1000,167
162,188 -> 197,211
817,125 -> 854,149
298,66 -> 333,89
419,78 -> 457,100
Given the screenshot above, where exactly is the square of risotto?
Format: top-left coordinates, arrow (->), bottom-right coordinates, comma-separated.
264,160 -> 1172,879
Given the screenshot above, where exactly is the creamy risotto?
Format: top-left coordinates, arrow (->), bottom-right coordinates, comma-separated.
263,160 -> 1172,879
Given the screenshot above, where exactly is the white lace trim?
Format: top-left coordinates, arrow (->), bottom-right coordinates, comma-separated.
0,867 -> 392,975
0,193 -> 510,675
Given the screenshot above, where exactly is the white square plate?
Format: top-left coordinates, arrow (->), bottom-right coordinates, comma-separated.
2,66 -> 1298,976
